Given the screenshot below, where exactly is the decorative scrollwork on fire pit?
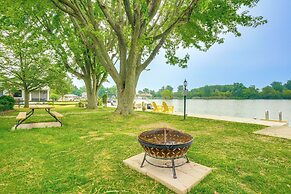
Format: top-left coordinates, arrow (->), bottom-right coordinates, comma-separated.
138,128 -> 193,179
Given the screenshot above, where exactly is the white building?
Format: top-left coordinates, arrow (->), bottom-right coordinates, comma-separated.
81,92 -> 87,99
136,93 -> 152,100
0,85 -> 50,102
60,94 -> 80,101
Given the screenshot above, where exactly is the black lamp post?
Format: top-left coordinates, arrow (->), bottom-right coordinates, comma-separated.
183,79 -> 187,120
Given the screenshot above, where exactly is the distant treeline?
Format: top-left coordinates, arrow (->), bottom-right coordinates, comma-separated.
138,80 -> 291,99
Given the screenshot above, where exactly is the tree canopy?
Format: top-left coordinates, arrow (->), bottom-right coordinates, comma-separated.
0,15 -> 66,107
50,76 -> 75,100
0,0 -> 266,114
48,0 -> 265,114
0,0 -> 108,109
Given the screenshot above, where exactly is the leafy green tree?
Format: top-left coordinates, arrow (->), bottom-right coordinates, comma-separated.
177,85 -> 184,92
284,80 -> 291,90
142,88 -> 150,94
98,85 -> 106,97
73,86 -> 86,97
161,90 -> 173,99
107,86 -> 118,98
0,1 -> 108,109
261,86 -> 281,99
282,90 -> 291,99
49,76 -> 74,98
149,90 -> 156,98
165,85 -> 174,92
34,11 -> 107,109
232,83 -> 246,98
154,87 -> 163,98
242,85 -> 259,99
173,85 -> 184,98
271,81 -> 284,92
201,85 -> 212,97
50,0 -> 265,115
0,19 -> 62,107
50,93 -> 60,101
98,85 -> 117,98
188,88 -> 200,98
102,94 -> 108,107
138,88 -> 150,95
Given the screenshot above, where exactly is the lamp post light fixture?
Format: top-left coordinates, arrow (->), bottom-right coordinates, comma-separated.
183,79 -> 188,120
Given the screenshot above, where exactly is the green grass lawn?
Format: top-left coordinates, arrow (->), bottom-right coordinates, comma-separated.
0,106 -> 290,193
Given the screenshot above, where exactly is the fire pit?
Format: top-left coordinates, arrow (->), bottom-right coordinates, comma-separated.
138,128 -> 193,178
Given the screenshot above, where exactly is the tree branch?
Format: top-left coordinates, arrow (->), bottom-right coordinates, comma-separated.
152,0 -> 198,41
138,36 -> 166,73
123,0 -> 134,26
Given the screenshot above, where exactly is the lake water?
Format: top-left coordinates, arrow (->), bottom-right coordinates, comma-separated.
149,99 -> 291,122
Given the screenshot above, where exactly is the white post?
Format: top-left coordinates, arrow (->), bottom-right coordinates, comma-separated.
279,112 -> 282,121
265,110 -> 269,120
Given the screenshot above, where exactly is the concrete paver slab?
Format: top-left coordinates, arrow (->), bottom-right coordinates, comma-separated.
254,126 -> 291,139
12,122 -> 61,130
123,153 -> 212,194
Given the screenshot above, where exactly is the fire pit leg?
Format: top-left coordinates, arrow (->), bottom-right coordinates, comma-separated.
140,153 -> 147,168
171,159 -> 177,179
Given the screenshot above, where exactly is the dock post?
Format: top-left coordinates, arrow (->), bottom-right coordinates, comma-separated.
279,112 -> 282,121
265,110 -> 269,120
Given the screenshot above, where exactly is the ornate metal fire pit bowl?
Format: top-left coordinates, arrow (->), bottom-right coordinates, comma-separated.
138,128 -> 193,178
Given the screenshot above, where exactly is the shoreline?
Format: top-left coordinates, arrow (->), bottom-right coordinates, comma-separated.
174,112 -> 288,127
109,104 -> 289,127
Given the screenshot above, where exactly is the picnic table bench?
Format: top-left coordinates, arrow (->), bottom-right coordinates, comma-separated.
16,112 -> 27,121
49,111 -> 64,126
51,111 -> 63,118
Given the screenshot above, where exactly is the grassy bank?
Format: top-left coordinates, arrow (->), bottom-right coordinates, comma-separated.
0,106 -> 290,193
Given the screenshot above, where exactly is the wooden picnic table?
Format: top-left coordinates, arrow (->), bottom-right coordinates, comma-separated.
29,105 -> 54,110
15,105 -> 63,129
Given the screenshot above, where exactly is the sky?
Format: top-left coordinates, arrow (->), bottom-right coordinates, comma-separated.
73,0 -> 291,91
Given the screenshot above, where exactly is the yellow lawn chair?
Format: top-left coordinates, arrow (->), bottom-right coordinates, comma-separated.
152,102 -> 162,112
162,102 -> 174,113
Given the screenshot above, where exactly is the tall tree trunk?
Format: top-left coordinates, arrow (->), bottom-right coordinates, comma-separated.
115,85 -> 136,115
84,77 -> 97,109
24,89 -> 29,108
115,69 -> 138,115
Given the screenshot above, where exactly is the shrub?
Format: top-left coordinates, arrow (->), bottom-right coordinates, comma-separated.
97,98 -> 103,106
0,95 -> 16,111
0,105 -> 5,112
50,93 -> 60,101
102,94 -> 108,106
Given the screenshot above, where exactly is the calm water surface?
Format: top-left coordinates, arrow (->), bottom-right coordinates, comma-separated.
150,99 -> 291,122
